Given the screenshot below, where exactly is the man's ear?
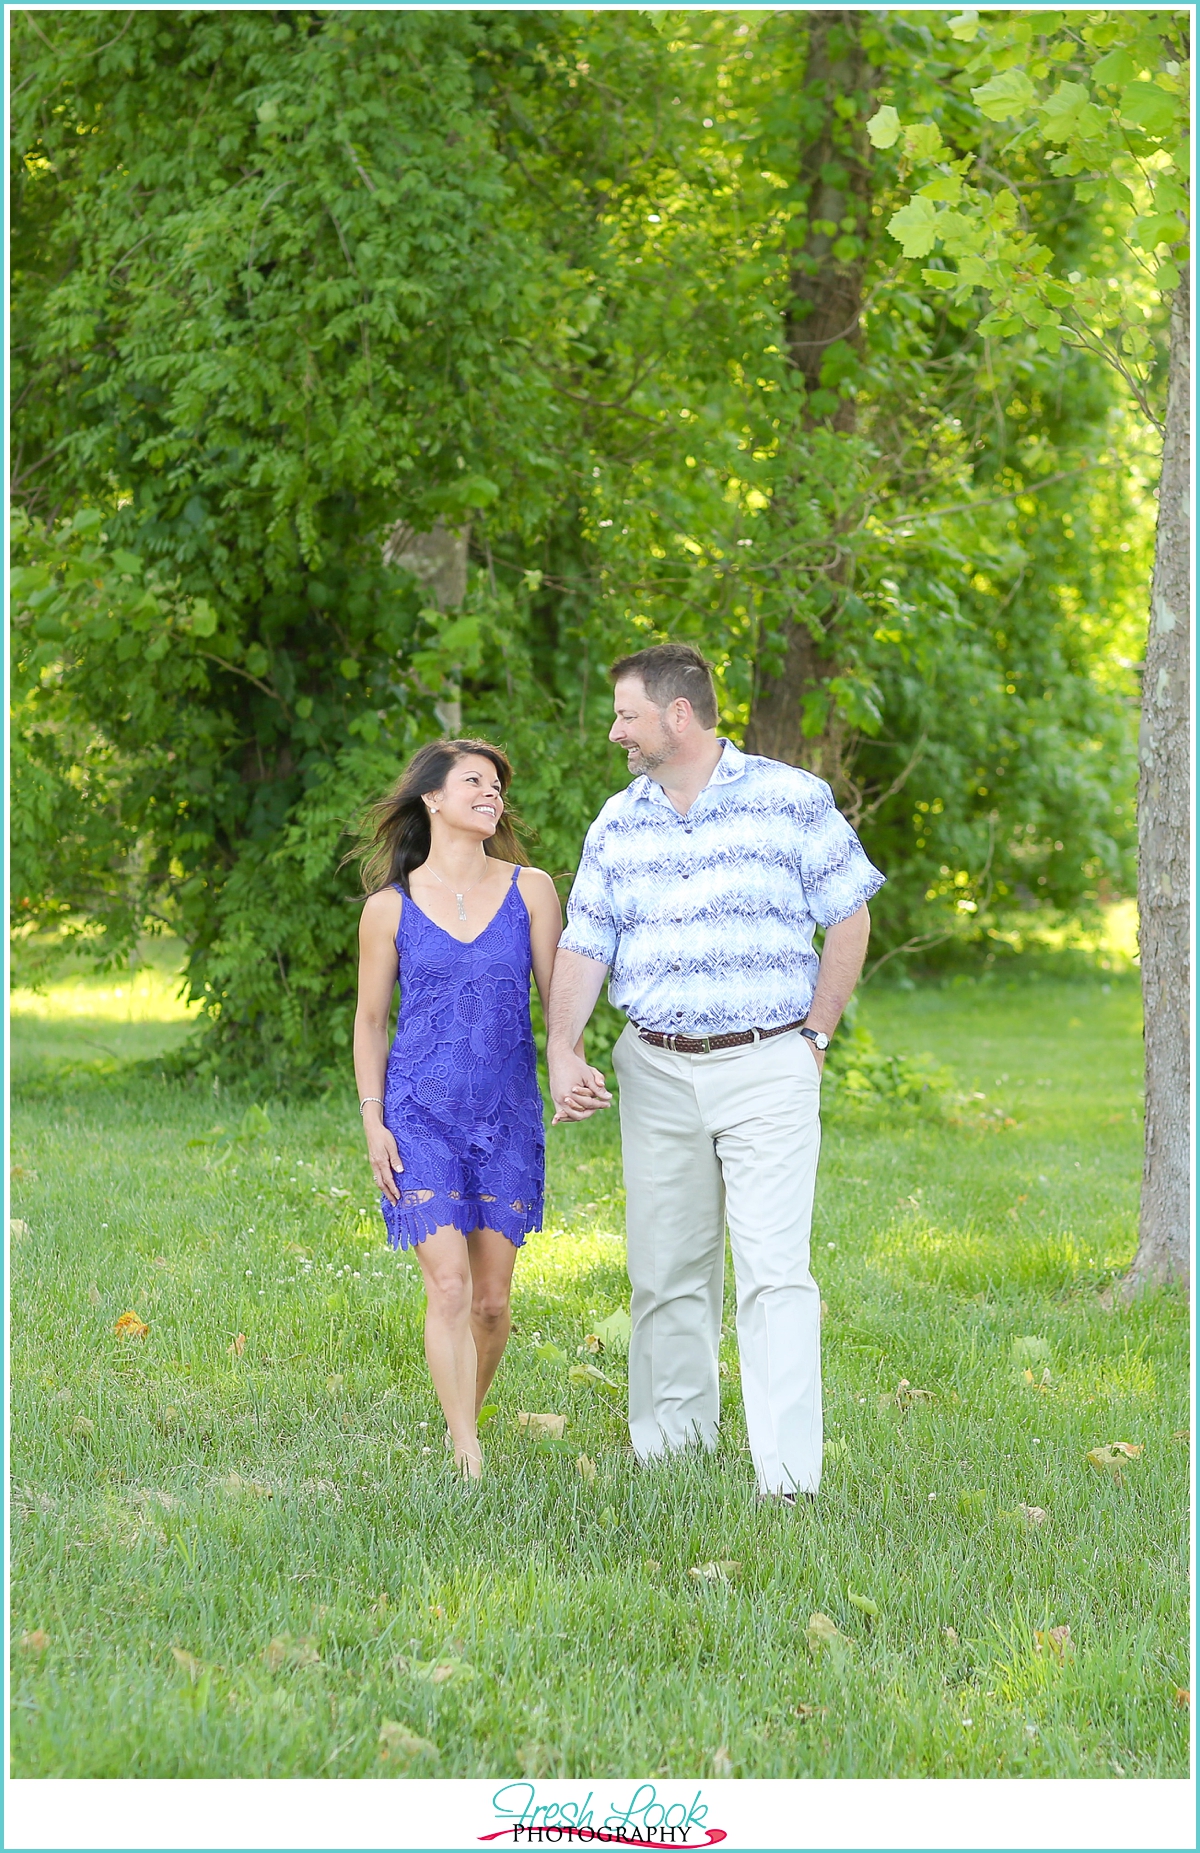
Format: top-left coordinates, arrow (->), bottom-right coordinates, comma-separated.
671,698 -> 694,733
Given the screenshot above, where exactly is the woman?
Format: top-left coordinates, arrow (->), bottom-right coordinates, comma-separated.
354,739 -> 601,1480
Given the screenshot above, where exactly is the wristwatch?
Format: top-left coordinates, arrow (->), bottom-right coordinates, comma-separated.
800,1027 -> 830,1051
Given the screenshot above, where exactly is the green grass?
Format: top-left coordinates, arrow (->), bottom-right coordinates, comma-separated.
9,956 -> 1189,1779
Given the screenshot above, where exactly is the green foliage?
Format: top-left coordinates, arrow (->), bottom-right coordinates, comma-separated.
880,11 -> 1187,404
9,11 -> 1156,1082
823,1005 -> 951,1120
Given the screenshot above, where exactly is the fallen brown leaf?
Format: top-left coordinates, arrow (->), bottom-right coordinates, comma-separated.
689,1560 -> 742,1583
19,1629 -> 49,1654
171,1647 -> 205,1681
1016,1504 -> 1047,1526
1174,1687 -> 1189,1708
805,1611 -> 845,1651
517,1411 -> 565,1438
576,1454 -> 597,1483
566,1362 -> 622,1398
10,1219 -> 31,1242
1087,1442 -> 1143,1482
710,1746 -> 733,1778
114,1310 -> 149,1339
792,1703 -> 827,1720
71,1414 -> 95,1437
216,1472 -> 272,1499
943,1627 -> 960,1646
379,1720 -> 440,1762
264,1634 -> 320,1672
228,1333 -> 247,1358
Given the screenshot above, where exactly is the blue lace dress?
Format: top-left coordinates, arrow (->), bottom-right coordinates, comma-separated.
381,864 -> 545,1250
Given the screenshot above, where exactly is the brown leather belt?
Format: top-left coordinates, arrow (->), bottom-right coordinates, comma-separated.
636,1018 -> 806,1056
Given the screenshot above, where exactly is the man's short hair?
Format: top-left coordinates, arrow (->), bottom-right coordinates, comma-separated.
609,642 -> 718,729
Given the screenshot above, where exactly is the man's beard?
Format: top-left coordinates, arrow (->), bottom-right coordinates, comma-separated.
624,726 -> 675,776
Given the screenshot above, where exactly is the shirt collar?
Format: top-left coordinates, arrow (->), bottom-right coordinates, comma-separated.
629,738 -> 746,809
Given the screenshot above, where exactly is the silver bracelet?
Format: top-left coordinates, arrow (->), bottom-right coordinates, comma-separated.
359,1096 -> 384,1114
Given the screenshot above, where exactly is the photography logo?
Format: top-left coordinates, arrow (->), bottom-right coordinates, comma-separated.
480,1783 -> 727,1848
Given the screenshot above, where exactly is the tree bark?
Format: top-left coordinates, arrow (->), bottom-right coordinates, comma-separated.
1125,270 -> 1190,1294
384,518 -> 470,734
744,11 -> 875,795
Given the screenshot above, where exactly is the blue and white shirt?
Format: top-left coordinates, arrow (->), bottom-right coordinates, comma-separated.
559,740 -> 885,1036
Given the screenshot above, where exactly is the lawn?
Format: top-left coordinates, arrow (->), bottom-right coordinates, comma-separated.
9,948 -> 1190,1779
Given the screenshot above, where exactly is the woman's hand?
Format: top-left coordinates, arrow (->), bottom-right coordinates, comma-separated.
549,1049 -> 612,1123
364,1108 -> 404,1204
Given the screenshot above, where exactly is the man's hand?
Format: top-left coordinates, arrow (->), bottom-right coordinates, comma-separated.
549,1047 -> 612,1123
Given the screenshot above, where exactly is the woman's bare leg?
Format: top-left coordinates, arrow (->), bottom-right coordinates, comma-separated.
465,1225 -> 519,1412
414,1225 -> 482,1476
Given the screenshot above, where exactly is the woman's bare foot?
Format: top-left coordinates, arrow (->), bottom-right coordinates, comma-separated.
455,1445 -> 483,1480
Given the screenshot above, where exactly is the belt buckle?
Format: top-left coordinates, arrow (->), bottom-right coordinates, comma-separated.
664,1033 -> 677,1053
699,1035 -> 712,1054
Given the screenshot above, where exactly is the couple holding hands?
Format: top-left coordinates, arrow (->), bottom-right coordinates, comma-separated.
354,644 -> 883,1492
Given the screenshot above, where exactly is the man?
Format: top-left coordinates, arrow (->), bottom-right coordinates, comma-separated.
547,643 -> 883,1502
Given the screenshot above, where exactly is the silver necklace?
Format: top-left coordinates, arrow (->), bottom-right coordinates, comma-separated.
426,865 -> 489,922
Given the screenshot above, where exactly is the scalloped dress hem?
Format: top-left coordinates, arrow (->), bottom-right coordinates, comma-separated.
383,1191 -> 542,1252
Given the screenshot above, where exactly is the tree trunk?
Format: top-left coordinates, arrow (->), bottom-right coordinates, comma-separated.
745,11 -> 875,795
383,518 -> 470,734
1125,270 -> 1190,1294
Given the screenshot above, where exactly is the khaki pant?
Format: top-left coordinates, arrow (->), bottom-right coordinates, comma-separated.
612,1023 -> 824,1496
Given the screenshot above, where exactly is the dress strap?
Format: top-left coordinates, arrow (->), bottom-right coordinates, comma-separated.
509,864 -> 522,886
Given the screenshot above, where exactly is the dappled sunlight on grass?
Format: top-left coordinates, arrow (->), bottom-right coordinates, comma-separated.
10,938 -> 201,1074
518,1226 -> 626,1293
872,1223 -> 1100,1297
11,963 -> 197,1025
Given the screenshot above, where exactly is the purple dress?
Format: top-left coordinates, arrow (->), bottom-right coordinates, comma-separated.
381,864 -> 545,1250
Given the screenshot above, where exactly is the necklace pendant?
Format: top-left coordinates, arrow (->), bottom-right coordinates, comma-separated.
456,894 -> 467,921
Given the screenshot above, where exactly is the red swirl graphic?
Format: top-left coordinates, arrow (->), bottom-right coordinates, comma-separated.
478,1831 -> 727,1848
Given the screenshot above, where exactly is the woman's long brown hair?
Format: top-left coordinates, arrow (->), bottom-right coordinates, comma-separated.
356,739 -> 529,896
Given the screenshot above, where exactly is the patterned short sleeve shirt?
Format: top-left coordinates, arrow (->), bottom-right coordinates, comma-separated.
558,740 -> 885,1036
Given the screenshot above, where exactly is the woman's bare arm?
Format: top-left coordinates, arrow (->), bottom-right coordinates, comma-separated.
354,888 -> 404,1204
